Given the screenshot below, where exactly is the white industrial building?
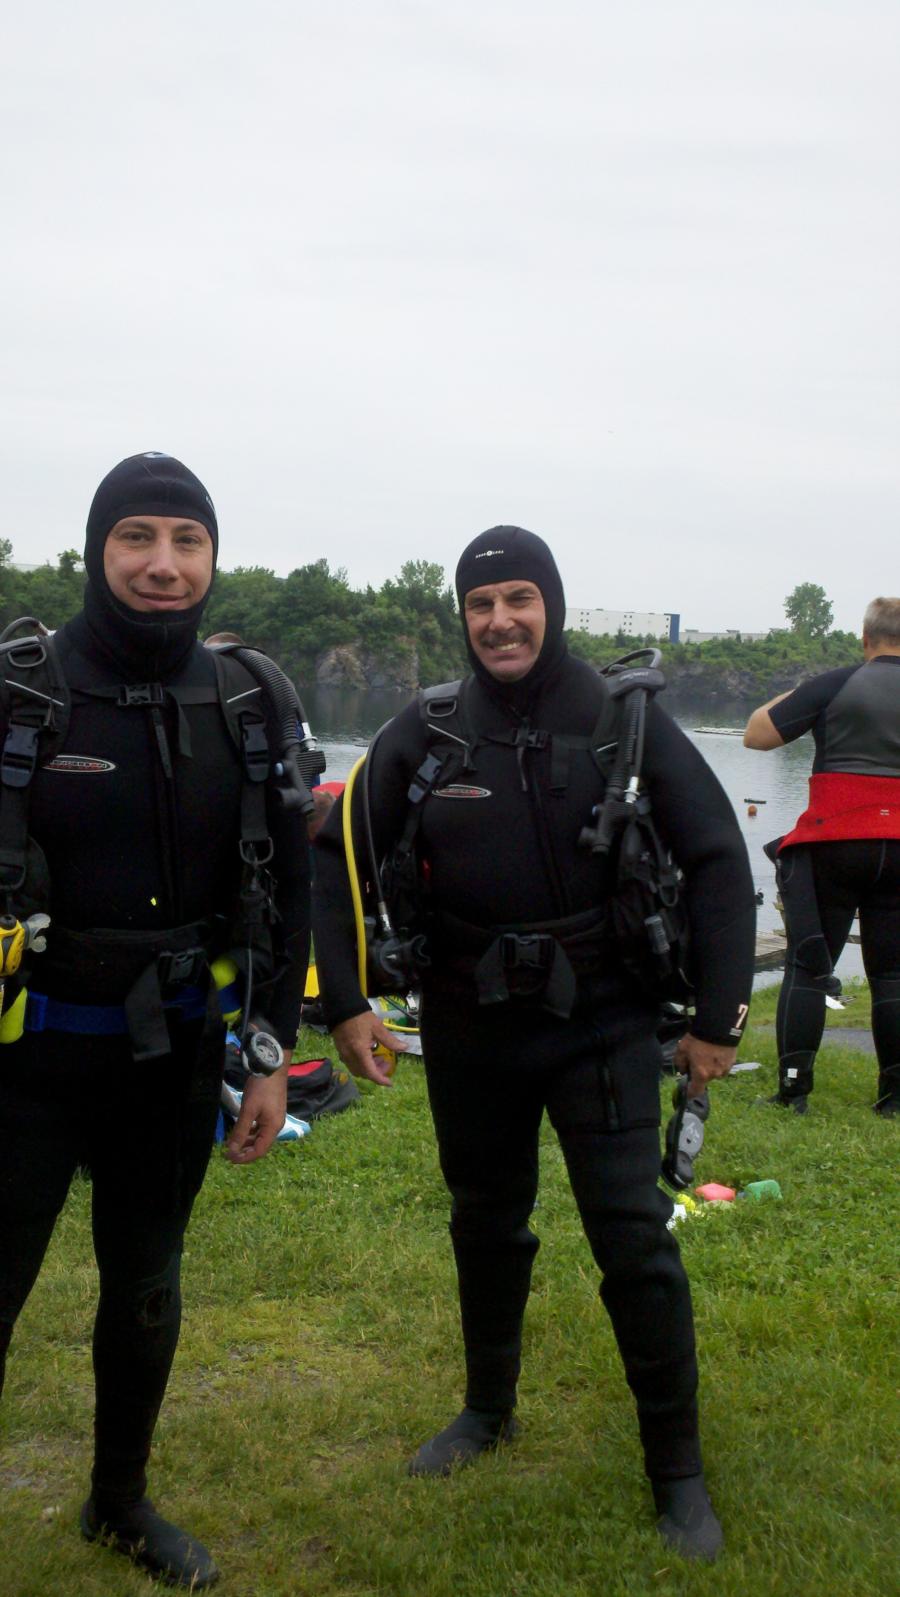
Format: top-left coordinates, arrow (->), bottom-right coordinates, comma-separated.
565,610 -> 772,645
565,607 -> 680,642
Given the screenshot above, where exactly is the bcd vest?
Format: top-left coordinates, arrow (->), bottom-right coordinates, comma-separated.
364,653 -> 691,1014
0,627 -> 324,1057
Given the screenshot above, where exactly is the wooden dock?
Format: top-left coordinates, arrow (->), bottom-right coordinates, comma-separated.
754,927 -> 860,972
755,932 -> 787,972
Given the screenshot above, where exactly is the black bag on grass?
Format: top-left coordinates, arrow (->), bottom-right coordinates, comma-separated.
286,1056 -> 361,1120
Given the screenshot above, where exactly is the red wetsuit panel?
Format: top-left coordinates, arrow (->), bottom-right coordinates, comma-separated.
779,772 -> 900,849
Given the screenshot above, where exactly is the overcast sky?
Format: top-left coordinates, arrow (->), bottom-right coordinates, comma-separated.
2,1 -> 897,633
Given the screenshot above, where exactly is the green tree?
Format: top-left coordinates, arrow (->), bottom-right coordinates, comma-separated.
2,551 -> 85,630
784,582 -> 833,639
0,537 -> 14,616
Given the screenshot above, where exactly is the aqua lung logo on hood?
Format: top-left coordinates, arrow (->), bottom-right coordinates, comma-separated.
43,755 -> 116,774
434,783 -> 492,799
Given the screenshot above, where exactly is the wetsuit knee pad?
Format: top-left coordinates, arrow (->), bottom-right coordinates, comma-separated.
99,1256 -> 182,1331
449,1209 -> 539,1254
868,972 -> 900,1004
787,937 -> 839,991
591,1199 -> 676,1272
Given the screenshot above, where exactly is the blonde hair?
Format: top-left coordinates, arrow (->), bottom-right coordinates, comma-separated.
863,597 -> 900,647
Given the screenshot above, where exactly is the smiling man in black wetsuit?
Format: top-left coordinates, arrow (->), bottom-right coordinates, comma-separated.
0,453 -> 309,1588
745,596 -> 900,1116
313,527 -> 755,1563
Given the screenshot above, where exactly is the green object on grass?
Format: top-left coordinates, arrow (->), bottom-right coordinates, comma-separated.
742,1179 -> 783,1201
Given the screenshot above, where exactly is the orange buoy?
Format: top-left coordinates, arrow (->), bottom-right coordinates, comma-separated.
747,804 -> 757,817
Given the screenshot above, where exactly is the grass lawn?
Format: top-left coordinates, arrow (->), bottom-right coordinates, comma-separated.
1,985 -> 896,1597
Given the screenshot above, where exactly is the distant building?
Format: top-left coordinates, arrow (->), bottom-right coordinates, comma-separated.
565,607 -> 680,643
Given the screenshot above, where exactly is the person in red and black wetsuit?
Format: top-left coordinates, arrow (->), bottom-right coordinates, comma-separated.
744,596 -> 900,1117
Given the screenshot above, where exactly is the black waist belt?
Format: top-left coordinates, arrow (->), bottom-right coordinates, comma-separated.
432,907 -> 610,1020
41,919 -> 225,1063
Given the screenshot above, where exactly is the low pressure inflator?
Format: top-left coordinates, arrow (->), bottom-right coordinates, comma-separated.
662,1075 -> 710,1191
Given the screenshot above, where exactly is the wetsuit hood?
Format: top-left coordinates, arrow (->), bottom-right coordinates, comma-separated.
455,526 -> 568,709
78,452 -> 218,680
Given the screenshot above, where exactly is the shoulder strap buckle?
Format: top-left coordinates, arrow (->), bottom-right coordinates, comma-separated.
240,716 -> 271,783
1,722 -> 41,790
118,683 -> 165,707
407,752 -> 443,806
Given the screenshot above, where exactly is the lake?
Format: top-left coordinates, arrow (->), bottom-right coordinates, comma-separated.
304,686 -> 863,987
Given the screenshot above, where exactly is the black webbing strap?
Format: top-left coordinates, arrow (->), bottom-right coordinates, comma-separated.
474,932 -> 578,1019
0,703 -> 51,900
123,949 -> 220,1062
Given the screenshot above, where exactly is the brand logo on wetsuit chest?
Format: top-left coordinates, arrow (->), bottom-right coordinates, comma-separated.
42,755 -> 116,774
433,783 -> 492,799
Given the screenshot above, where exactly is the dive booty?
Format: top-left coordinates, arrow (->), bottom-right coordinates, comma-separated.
874,1065 -> 900,1117
407,1406 -> 519,1477
768,1090 -> 809,1115
652,1475 -> 724,1563
81,1495 -> 220,1587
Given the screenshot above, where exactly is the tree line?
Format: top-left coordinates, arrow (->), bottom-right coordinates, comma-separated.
0,548 -> 861,699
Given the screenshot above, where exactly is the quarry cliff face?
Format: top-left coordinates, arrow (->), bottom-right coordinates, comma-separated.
315,640 -> 421,693
314,640 -> 819,703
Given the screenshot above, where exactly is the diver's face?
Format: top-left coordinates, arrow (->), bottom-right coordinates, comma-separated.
104,516 -> 213,612
464,579 -> 546,681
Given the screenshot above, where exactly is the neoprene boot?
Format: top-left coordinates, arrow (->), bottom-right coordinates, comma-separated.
768,1090 -> 809,1115
407,1406 -> 519,1477
652,1474 -> 723,1562
81,1495 -> 220,1587
874,1063 -> 900,1118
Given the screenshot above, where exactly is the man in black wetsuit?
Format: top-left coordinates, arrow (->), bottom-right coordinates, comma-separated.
0,453 -> 310,1587
744,596 -> 900,1116
313,527 -> 755,1563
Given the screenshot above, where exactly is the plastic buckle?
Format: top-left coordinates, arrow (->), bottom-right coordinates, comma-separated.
1,722 -> 41,789
408,753 -> 442,805
118,683 -> 165,707
500,933 -> 553,971
158,946 -> 205,990
241,718 -> 270,782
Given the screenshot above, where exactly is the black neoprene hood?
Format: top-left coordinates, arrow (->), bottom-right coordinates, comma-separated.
79,452 -> 218,678
85,452 -> 218,559
455,525 -> 568,697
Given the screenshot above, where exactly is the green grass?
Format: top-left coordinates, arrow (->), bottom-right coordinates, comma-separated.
2,994 -> 897,1597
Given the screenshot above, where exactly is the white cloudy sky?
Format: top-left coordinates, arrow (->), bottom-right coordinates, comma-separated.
2,1 -> 897,632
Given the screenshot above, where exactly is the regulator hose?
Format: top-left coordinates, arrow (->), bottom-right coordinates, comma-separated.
214,644 -> 327,815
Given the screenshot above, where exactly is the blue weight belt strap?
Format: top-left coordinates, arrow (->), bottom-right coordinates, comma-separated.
24,980 -> 241,1036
